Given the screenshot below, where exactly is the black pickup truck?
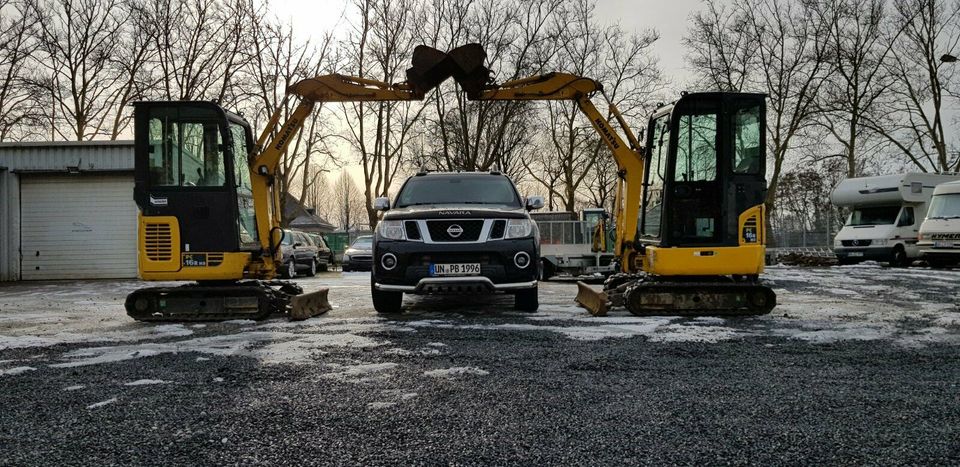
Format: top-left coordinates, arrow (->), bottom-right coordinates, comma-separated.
370,171 -> 544,314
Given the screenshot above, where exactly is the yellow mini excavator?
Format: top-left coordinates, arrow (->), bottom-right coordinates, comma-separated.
441,46 -> 777,317
124,64 -> 456,321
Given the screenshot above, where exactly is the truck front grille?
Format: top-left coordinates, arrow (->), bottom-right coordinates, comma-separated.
841,240 -> 872,247
427,220 -> 483,242
405,221 -> 421,240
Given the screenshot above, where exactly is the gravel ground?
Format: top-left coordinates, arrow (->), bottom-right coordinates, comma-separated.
1,264 -> 959,465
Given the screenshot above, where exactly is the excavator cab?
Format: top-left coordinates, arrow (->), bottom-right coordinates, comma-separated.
639,93 -> 767,253
131,102 -> 259,282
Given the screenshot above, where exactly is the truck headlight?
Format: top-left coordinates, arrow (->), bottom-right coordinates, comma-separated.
378,220 -> 405,240
874,239 -> 887,246
505,219 -> 533,239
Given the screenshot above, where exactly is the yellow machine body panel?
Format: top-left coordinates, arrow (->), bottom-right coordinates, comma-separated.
138,214 -> 250,281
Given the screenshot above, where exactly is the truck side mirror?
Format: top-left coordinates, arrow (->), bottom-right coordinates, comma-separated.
526,196 -> 545,211
374,197 -> 390,211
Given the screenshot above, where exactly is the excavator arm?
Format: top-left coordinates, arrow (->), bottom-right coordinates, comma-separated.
245,74 -> 427,278
466,72 -> 644,268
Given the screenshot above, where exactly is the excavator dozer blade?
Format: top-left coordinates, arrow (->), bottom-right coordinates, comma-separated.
407,45 -> 454,95
289,287 -> 332,321
574,281 -> 609,317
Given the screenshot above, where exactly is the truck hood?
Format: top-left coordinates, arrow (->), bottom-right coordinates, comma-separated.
382,205 -> 529,220
835,224 -> 897,241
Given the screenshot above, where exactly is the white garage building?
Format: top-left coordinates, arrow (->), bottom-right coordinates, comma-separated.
0,141 -> 137,281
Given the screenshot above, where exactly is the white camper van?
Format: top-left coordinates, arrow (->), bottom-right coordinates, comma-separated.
830,173 -> 960,266
918,180 -> 960,268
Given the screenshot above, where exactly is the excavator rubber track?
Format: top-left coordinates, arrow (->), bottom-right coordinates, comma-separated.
125,281 -> 331,322
575,275 -> 776,317
622,280 -> 776,317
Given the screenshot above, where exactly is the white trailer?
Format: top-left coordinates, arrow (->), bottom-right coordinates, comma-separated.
830,173 -> 960,266
533,208 -> 615,279
918,180 -> 960,267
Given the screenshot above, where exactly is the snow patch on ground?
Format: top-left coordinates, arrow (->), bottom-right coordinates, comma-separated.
49,330 -> 388,368
124,379 -> 170,386
424,366 -> 489,378
367,401 -> 396,409
0,324 -> 193,351
63,385 -> 85,391
322,362 -> 398,382
0,366 -> 36,376
86,398 -> 117,409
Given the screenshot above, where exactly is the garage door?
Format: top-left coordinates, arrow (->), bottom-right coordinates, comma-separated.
20,174 -> 137,280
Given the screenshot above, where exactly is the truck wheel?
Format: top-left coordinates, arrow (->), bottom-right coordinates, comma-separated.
283,260 -> 297,279
891,246 -> 910,268
539,260 -> 554,281
307,260 -> 317,277
514,286 -> 539,312
371,277 -> 402,314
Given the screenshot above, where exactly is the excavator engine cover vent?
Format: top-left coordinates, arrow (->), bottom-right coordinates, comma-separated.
144,223 -> 173,261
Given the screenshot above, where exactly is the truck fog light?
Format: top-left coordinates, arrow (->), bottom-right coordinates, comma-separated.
381,253 -> 398,270
514,251 -> 531,269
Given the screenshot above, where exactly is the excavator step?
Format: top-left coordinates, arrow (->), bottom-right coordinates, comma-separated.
623,281 -> 776,317
125,281 -> 331,322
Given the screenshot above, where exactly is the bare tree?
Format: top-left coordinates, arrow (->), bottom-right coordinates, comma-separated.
810,0 -> 901,177
331,171 -> 368,231
0,0 -> 40,141
864,0 -> 960,172
686,0 -> 830,235
239,14 -> 338,223
28,0 -> 128,140
144,0 -> 256,104
342,0 -> 426,229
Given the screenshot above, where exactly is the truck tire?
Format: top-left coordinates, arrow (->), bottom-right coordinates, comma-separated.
307,259 -> 317,277
891,245 -> 910,268
371,279 -> 402,314
514,286 -> 539,312
539,260 -> 554,281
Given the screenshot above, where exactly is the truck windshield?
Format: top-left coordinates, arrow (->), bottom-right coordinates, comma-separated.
847,206 -> 901,226
927,193 -> 960,219
395,176 -> 521,208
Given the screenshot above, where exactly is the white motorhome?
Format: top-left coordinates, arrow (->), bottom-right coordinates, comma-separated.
918,180 -> 960,268
830,173 -> 960,266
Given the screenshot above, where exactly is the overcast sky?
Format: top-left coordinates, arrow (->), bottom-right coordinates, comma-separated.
268,0 -> 701,87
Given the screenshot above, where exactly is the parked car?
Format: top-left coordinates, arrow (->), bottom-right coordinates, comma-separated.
278,229 -> 320,278
308,233 -> 334,271
342,235 -> 373,272
370,171 -> 543,314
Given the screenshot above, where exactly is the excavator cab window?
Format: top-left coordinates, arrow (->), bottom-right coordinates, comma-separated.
640,114 -> 670,239
733,106 -> 762,174
229,120 -> 258,246
147,116 -> 226,188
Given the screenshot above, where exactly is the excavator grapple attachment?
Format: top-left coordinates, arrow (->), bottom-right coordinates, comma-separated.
574,281 -> 610,317
406,43 -> 490,97
289,287 -> 332,321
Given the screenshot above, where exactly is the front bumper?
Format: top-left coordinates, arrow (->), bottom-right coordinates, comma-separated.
374,277 -> 537,294
373,237 -> 538,293
342,256 -> 373,271
834,246 -> 893,262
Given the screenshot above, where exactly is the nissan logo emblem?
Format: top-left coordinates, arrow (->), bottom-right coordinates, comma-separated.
447,224 -> 464,238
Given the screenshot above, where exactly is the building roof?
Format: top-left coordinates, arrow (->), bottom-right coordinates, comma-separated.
284,193 -> 335,232
0,140 -> 134,173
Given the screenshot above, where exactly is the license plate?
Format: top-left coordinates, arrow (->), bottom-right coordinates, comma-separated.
430,263 -> 481,276
934,241 -> 952,248
848,252 -> 864,257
